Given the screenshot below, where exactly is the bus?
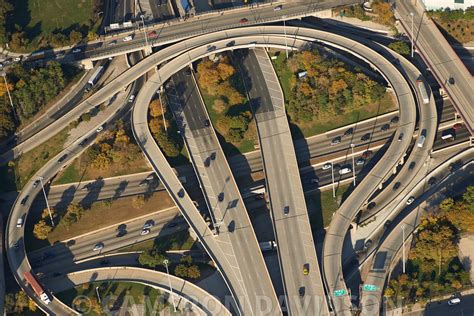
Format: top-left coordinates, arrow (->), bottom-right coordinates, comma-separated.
417,80 -> 430,104
85,66 -> 104,92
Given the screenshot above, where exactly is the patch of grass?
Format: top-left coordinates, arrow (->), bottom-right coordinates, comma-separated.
3,127 -> 70,192
306,183 -> 352,230
57,281 -> 168,316
119,230 -> 196,253
26,191 -> 176,251
53,163 -> 81,185
10,0 -> 96,48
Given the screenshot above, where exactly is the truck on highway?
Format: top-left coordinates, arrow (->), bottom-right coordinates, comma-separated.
259,241 -> 277,252
417,80 -> 430,104
417,129 -> 427,148
24,271 -> 51,304
85,66 -> 104,92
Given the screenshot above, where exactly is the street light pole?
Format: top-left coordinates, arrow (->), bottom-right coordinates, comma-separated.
1,72 -> 17,120
350,143 -> 356,186
163,259 -> 177,312
38,176 -> 55,227
95,286 -> 101,303
401,224 -> 406,273
331,161 -> 335,198
410,12 -> 414,58
140,15 -> 149,48
157,86 -> 167,132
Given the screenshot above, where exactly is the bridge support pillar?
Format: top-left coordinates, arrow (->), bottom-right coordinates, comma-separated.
143,47 -> 153,56
80,59 -> 94,70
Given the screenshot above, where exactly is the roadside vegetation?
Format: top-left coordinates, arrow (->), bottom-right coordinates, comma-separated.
57,281 -> 169,316
384,186 -> 474,304
0,62 -> 81,140
196,55 -> 257,155
333,1 -> 395,27
1,0 -> 103,52
148,98 -> 188,165
3,289 -> 38,315
428,8 -> 474,44
120,230 -> 196,253
0,126 -> 70,193
54,120 -> 149,184
27,190 -> 176,250
388,41 -> 411,57
272,49 -> 396,137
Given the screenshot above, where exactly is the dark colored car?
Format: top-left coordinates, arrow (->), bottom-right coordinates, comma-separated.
331,136 -> 342,145
205,119 -> 210,127
58,154 -> 68,163
178,188 -> 185,198
362,150 -> 373,159
218,192 -> 225,202
283,206 -> 290,215
20,195 -> 29,205
393,182 -> 401,190
453,123 -> 464,130
367,202 -> 376,210
390,116 -> 399,124
299,286 -> 305,297
381,123 -> 390,131
428,177 -> 436,185
116,230 -> 127,238
117,224 -> 127,232
344,128 -> 354,136
79,138 -> 88,147
240,18 -> 248,23
226,40 -> 236,47
384,220 -> 392,229
361,133 -> 371,141
408,161 -> 416,170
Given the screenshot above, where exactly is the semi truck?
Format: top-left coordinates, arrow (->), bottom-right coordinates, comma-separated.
24,271 -> 51,304
85,66 -> 104,92
417,80 -> 430,104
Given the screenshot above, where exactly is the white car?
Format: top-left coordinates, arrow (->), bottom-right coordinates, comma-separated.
322,163 -> 332,170
123,35 -> 133,42
406,197 -> 415,205
93,243 -> 104,251
448,297 -> 461,305
96,126 -> 104,133
141,229 -> 150,236
339,167 -> 352,175
128,94 -> 135,102
72,48 -> 81,54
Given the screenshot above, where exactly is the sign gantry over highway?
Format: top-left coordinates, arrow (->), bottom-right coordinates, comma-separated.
334,289 -> 348,297
363,284 -> 379,292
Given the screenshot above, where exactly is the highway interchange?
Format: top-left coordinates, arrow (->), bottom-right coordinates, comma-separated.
1,1 -> 473,315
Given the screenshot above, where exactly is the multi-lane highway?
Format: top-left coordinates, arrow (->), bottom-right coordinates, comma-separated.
241,48 -> 328,314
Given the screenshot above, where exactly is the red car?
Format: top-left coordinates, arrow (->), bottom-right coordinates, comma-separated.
240,18 -> 248,23
148,31 -> 157,38
453,122 -> 464,130
361,150 -> 373,159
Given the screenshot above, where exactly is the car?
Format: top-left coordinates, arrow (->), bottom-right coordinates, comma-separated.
331,136 -> 342,145
367,202 -> 376,210
79,138 -> 88,147
207,45 -> 216,52
16,217 -> 24,228
218,192 -> 225,202
100,259 -> 110,266
178,188 -> 185,198
344,127 -> 354,136
117,224 -> 127,232
226,40 -> 236,47
148,31 -> 157,38
274,5 -> 283,11
93,243 -> 104,251
13,56 -> 22,62
364,239 -> 372,249
406,196 -> 415,205
20,195 -> 29,205
448,297 -> 461,305
393,181 -> 401,190
254,193 -> 265,201
361,150 -> 373,159
303,263 -> 309,275
408,161 -> 416,170
72,48 -> 81,54
123,35 -> 133,42
453,123 -> 464,130
381,123 -> 390,131
428,177 -> 436,186
339,167 -> 352,175
204,119 -> 210,127
322,163 -> 332,170
141,229 -> 150,236
58,154 -> 68,162
390,116 -> 399,124
299,287 -> 305,297
128,94 -> 135,102
384,220 -> 392,229
356,158 -> 365,166
143,220 -> 154,230
108,40 -> 117,46
33,180 -> 40,188
146,174 -> 155,181
240,18 -> 248,23
447,77 -> 455,85
116,230 -> 127,237
398,133 -> 404,141
96,125 -> 104,133
361,133 -> 371,141
283,206 -> 290,216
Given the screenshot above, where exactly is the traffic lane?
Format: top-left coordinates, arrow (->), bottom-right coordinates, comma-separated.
29,211 -> 187,268
424,294 -> 474,316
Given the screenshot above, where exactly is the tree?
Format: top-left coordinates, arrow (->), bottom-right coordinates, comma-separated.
132,195 -> 146,209
463,186 -> 474,212
15,290 -> 29,312
187,265 -> 201,279
174,264 -> 188,278
213,98 -> 227,113
439,197 -> 455,212
180,255 -> 193,265
372,1 -> 395,26
33,220 -> 52,240
149,99 -> 163,118
388,41 -> 411,56
138,250 -> 167,268
217,61 -> 235,81
28,298 -> 37,311
69,31 -> 83,44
